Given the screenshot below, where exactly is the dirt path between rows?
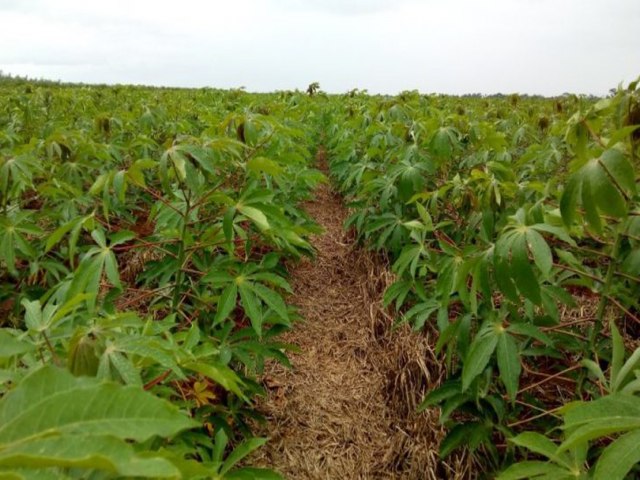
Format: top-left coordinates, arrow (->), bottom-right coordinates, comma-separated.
250,149 -> 471,479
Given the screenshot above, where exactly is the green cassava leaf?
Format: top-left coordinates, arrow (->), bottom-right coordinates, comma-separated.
511,235 -> 541,304
247,157 -> 283,176
184,361 -> 247,401
239,283 -> 263,336
559,394 -> 640,452
509,432 -> 569,467
593,429 -> 640,480
497,461 -> 573,480
0,366 -> 195,477
526,229 -> 552,277
251,283 -> 289,323
238,205 -> 270,231
214,283 -> 238,326
497,332 -> 521,400
462,326 -> 499,391
219,438 -> 268,475
0,435 -> 179,477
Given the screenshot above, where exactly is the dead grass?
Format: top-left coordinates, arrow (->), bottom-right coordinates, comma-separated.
249,149 -> 472,479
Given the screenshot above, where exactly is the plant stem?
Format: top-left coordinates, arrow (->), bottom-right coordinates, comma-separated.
589,226 -> 623,349
606,295 -> 640,326
42,331 -> 61,366
507,404 -> 564,428
172,205 -> 190,311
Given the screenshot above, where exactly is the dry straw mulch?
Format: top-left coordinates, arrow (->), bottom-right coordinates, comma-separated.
250,151 -> 472,479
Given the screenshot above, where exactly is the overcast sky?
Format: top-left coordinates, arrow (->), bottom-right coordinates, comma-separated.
0,0 -> 638,95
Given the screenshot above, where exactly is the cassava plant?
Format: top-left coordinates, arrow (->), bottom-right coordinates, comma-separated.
325,78 -> 640,476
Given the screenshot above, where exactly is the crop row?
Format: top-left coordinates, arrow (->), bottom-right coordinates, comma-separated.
0,82 -> 323,478
325,83 -> 640,478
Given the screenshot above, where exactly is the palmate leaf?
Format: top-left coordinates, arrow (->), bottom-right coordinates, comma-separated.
525,229 -> 552,278
559,174 -> 580,226
497,332 -> 521,400
219,438 -> 268,475
251,283 -> 289,324
417,381 -> 461,412
0,212 -> 41,276
237,205 -> 270,231
159,144 -> 215,190
239,283 -> 263,336
509,432 -> 571,468
430,126 -> 459,160
396,164 -> 425,202
214,283 -> 238,325
510,234 -> 541,304
252,271 -> 293,293
114,335 -> 182,376
559,394 -> 640,452
439,422 -> 491,457
0,366 -> 196,441
382,279 -> 413,311
505,394 -> 640,480
507,322 -> 553,346
247,156 -> 283,176
593,429 -> 640,480
207,429 -> 281,479
560,149 -> 636,231
402,299 -> 439,330
98,348 -> 142,386
0,467 -> 62,480
494,221 -> 564,305
393,244 -> 424,278
45,214 -> 98,267
612,338 -> 640,393
0,366 -> 196,477
501,433 -> 586,479
0,435 -> 178,477
184,361 -> 248,401
462,322 -> 499,391
21,294 -> 91,335
494,237 -> 521,303
0,330 -> 34,359
497,461 -> 574,480
224,468 -> 284,480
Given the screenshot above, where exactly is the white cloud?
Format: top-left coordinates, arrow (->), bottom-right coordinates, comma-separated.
0,0 -> 638,94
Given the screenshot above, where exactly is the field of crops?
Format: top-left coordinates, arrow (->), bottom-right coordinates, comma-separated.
325,86 -> 640,478
0,76 -> 639,479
